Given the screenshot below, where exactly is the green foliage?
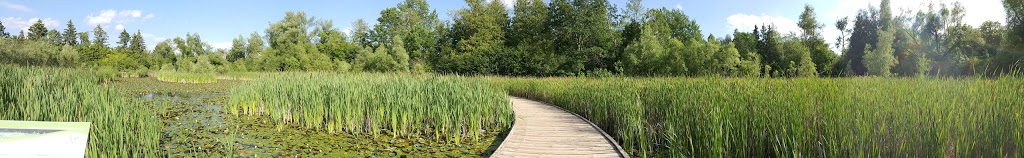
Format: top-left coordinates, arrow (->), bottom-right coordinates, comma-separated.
27,19 -> 47,41
782,39 -> 817,77
549,0 -> 617,74
227,73 -> 513,143
98,51 -> 141,71
92,25 -> 107,47
0,21 -> 8,38
0,39 -> 60,66
865,28 -> 898,76
618,25 -> 666,76
129,30 -> 145,53
117,29 -> 130,48
845,10 -> 878,76
154,71 -> 215,83
0,66 -> 161,157
493,76 -> 1024,157
58,44 -> 80,67
63,20 -> 77,45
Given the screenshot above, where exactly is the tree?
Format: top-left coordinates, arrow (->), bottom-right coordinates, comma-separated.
779,38 -> 817,77
351,19 -> 371,47
78,32 -> 90,46
798,4 -> 822,38
228,35 -> 246,62
28,19 -> 47,40
865,28 -> 898,76
0,21 -> 8,38
979,21 -> 1005,57
442,0 -> 509,74
63,20 -> 77,45
618,25 -> 666,76
845,9 -> 879,76
391,35 -> 411,72
173,37 -> 190,57
117,29 -> 130,49
264,11 -> 329,71
997,0 -> 1024,72
58,44 -> 80,67
757,25 -> 787,76
798,4 -> 837,76
186,33 -> 206,56
47,29 -> 62,45
835,17 -> 850,50
549,0 -> 617,74
247,32 -> 264,59
314,20 -> 360,62
154,40 -> 175,64
92,25 -> 107,47
507,0 -> 558,76
714,42 -> 743,76
130,30 -> 145,53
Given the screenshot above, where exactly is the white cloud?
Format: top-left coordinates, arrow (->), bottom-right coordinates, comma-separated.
675,4 -> 683,10
0,0 -> 31,12
208,41 -> 232,50
0,17 -> 58,33
726,13 -> 803,35
141,32 -> 166,50
114,23 -> 124,31
85,10 -> 152,27
341,27 -> 353,35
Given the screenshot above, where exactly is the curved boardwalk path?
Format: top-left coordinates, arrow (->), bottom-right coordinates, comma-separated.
491,96 -> 629,158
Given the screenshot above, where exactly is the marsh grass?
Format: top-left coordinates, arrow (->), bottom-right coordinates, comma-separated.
0,65 -> 161,157
227,72 -> 514,144
155,71 -> 216,83
489,76 -> 1024,157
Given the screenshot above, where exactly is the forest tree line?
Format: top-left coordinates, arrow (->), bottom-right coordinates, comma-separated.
1,0 -> 1023,77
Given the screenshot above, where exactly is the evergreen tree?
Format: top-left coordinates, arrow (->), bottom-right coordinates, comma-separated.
0,21 -> 8,38
130,30 -> 146,53
28,19 -> 47,40
64,20 -> 77,45
117,29 -> 130,49
92,25 -> 108,47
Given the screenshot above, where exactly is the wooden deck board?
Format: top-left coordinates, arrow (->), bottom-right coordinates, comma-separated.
491,97 -> 629,158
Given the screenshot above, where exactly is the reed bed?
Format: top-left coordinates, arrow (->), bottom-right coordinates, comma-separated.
215,72 -> 258,81
489,77 -> 1024,157
227,73 -> 513,144
154,71 -> 216,83
0,65 -> 161,157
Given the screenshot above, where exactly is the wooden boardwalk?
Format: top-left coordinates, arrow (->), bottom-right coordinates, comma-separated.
491,97 -> 629,158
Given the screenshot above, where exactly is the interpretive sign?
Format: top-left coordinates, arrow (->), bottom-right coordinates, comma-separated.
0,120 -> 90,158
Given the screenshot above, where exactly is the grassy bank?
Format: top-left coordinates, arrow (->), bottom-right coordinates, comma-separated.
154,71 -> 216,83
227,73 -> 513,145
0,65 -> 161,157
489,77 -> 1024,157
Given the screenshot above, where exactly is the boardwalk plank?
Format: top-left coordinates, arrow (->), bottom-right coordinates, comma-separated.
491,97 -> 629,158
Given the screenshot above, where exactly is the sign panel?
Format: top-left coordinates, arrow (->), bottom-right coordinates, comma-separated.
0,120 -> 91,158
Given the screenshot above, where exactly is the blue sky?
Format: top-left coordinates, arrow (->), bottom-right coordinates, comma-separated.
0,0 -> 1006,51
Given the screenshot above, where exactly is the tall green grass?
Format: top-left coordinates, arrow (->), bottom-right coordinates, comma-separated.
490,77 -> 1024,157
154,71 -> 216,83
0,65 -> 161,157
227,73 -> 513,144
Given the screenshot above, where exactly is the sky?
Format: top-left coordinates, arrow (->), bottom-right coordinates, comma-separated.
0,0 -> 1007,52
